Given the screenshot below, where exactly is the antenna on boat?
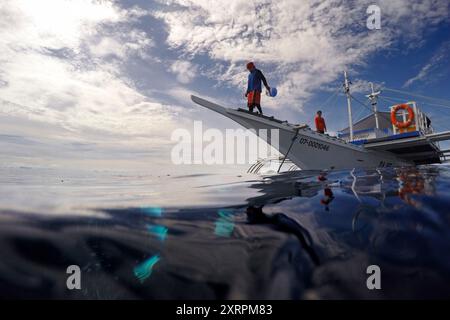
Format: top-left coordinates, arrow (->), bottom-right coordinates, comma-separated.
366,83 -> 381,129
343,71 -> 354,141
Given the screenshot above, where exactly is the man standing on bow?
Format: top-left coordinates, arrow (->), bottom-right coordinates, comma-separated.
245,62 -> 270,115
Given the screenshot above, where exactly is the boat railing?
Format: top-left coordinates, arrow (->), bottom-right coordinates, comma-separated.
247,156 -> 298,174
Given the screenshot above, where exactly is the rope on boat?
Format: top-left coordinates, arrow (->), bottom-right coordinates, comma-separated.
381,87 -> 450,106
277,127 -> 301,173
350,93 -> 393,125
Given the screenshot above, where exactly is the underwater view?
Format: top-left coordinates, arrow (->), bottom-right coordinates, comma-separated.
1,164 -> 450,299
2,0 -> 450,307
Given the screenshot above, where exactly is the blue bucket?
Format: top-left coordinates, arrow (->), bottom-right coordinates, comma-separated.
268,87 -> 277,97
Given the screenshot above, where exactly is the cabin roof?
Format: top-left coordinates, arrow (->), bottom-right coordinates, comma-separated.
339,112 -> 392,133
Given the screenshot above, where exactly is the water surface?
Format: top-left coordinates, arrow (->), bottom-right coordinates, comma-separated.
1,165 -> 450,299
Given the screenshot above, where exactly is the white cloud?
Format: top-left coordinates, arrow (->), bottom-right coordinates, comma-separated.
0,0 -> 195,170
169,60 -> 198,83
403,40 -> 450,88
155,0 -> 450,109
0,0 -> 179,140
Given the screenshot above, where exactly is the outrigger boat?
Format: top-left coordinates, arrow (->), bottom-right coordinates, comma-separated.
191,72 -> 450,171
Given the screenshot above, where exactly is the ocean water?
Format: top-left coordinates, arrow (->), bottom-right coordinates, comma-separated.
1,164 -> 450,299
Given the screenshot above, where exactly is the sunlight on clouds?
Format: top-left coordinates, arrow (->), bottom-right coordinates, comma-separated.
155,0 -> 449,110
0,0 -> 192,170
0,0 -> 178,139
0,0 -> 121,51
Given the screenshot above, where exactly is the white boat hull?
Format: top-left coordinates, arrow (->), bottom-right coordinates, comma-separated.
191,95 -> 412,170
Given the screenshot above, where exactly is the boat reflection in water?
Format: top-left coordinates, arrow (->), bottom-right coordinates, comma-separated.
0,166 -> 450,299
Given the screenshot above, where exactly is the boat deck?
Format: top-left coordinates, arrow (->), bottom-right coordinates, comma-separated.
236,108 -> 290,124
235,108 -> 355,145
361,131 -> 447,164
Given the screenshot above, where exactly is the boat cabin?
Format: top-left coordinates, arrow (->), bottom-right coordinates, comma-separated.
338,102 -> 433,142
338,101 -> 445,165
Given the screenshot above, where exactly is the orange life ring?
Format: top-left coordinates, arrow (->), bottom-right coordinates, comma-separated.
391,104 -> 414,128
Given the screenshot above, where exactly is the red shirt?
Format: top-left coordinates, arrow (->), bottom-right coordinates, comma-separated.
315,116 -> 326,132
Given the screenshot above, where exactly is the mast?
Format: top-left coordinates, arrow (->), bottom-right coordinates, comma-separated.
366,82 -> 381,129
344,71 -> 354,141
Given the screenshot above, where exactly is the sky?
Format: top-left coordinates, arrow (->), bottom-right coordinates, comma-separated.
0,0 -> 449,173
